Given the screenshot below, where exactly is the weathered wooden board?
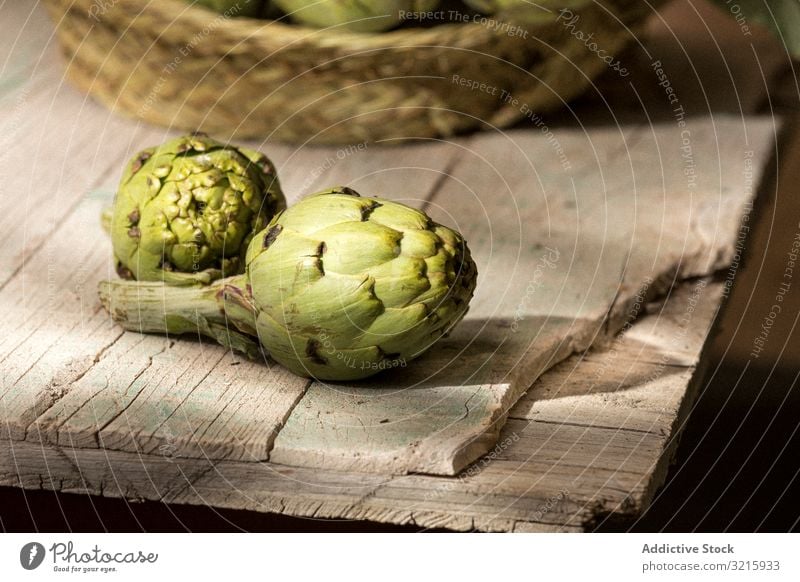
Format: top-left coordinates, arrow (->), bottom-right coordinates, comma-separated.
0,279 -> 722,531
4,114 -> 768,476
270,120 -> 774,475
0,9 -> 776,477
0,1 -> 779,529
2,140 -> 465,462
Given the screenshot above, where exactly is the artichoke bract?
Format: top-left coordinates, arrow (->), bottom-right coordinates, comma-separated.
100,187 -> 477,381
191,0 -> 264,17
110,134 -> 285,285
274,0 -> 441,32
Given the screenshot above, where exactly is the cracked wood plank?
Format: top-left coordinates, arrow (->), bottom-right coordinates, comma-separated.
0,195 -> 127,442
0,278 -> 753,531
270,117 -> 774,476
0,437 -> 214,503
511,280 -> 722,431
0,190 -> 316,462
0,115 -> 775,477
99,356 -> 312,461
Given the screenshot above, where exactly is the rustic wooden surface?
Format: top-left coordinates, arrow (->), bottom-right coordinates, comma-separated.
1,279 -> 726,531
0,2 -> 779,529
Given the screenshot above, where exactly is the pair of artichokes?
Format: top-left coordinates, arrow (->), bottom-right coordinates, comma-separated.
195,0 -> 539,32
101,134 -> 477,381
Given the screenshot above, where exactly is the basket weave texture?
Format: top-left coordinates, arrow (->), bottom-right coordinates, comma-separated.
43,0 -> 657,144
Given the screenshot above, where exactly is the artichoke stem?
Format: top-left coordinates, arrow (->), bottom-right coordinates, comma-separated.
98,275 -> 261,359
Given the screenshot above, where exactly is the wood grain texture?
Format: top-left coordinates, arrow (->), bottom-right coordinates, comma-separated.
0,53 -> 776,476
2,138 -> 465,463
271,119 -> 775,475
0,1 -> 779,529
0,280 -> 723,531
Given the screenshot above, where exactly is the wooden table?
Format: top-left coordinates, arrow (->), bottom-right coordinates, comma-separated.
0,3 -> 780,531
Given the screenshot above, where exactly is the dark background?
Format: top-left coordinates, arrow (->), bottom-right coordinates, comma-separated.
2,0 -> 799,532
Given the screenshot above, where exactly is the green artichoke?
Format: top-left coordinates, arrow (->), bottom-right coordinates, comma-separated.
110,133 -> 285,285
464,0 -> 589,13
274,0 -> 441,32
462,0 -> 509,12
100,187 -> 477,381
190,0 -> 264,17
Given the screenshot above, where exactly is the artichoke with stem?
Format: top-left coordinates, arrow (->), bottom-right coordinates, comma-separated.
100,187 -> 477,381
110,133 -> 285,285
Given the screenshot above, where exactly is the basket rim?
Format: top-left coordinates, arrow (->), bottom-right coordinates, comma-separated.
54,0 -> 555,50
184,0 -> 530,43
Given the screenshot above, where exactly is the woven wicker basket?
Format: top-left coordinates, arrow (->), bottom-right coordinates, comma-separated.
42,0 -> 658,144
